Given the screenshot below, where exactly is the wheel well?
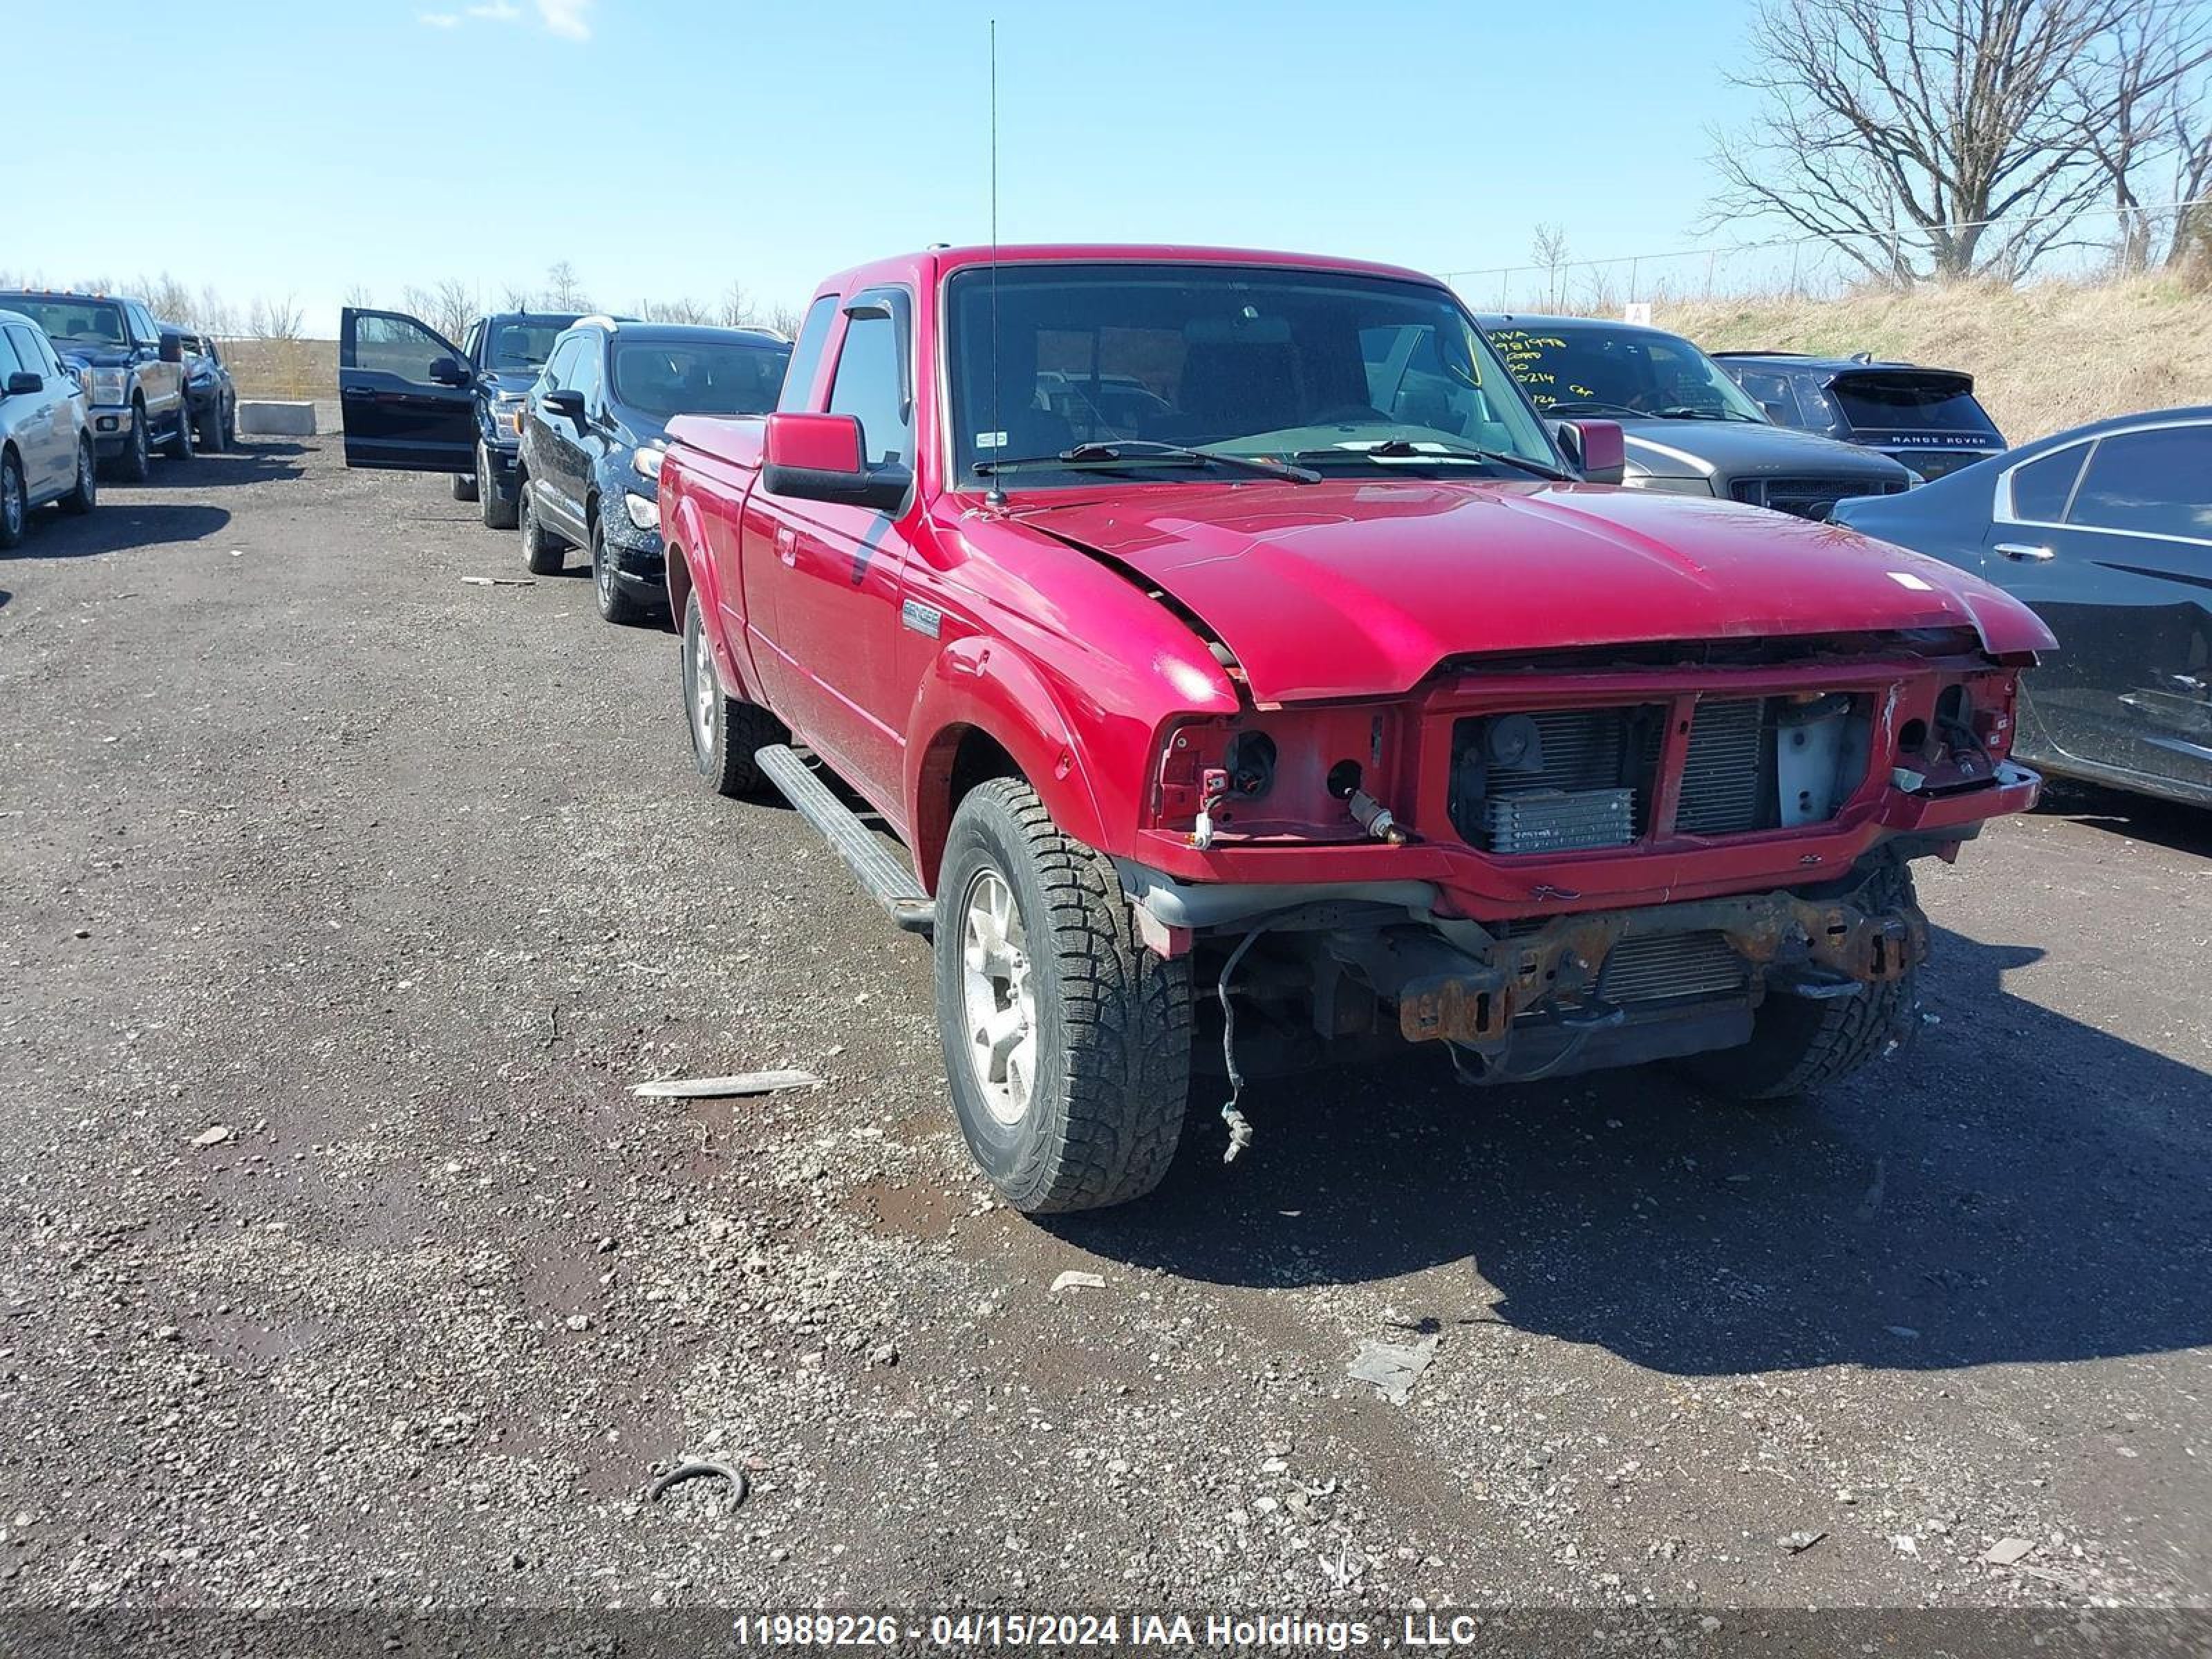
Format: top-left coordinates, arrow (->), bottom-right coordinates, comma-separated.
665,541 -> 693,622
915,726 -> 1026,892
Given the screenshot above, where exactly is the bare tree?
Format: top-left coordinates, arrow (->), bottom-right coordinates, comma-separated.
765,302 -> 804,340
431,278 -> 476,340
718,279 -> 757,328
200,285 -> 240,337
635,295 -> 711,324
500,279 -> 536,310
1530,224 -> 1571,308
341,283 -> 377,311
1705,0 -> 2202,283
246,295 -> 304,341
2069,0 -> 2212,271
139,272 -> 196,326
543,261 -> 590,310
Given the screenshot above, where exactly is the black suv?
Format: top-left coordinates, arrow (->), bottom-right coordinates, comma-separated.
516,319 -> 790,623
337,306 -> 587,527
0,290 -> 191,480
162,324 -> 237,451
1479,314 -> 1916,518
1713,353 -> 2006,482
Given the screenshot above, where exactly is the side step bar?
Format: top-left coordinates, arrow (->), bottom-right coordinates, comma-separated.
754,745 -> 935,937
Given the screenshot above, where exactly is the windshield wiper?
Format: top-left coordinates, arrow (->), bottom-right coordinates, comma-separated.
975,440 -> 1319,483
1291,438 -> 1572,482
1655,406 -> 1763,422
1543,400 -> 1647,419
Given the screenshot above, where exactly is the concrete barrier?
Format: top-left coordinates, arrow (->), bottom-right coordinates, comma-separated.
236,401 -> 317,438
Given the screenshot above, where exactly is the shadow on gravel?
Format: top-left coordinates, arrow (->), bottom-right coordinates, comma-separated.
5,503 -> 231,559
147,444 -> 308,488
2036,778 -> 2212,859
1058,924 -> 2211,1376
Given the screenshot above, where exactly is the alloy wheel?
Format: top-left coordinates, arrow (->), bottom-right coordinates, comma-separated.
959,869 -> 1038,1125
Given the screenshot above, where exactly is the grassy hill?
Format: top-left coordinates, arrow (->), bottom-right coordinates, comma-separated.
1660,275 -> 2212,444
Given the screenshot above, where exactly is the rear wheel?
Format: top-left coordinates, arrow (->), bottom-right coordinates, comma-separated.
479,442 -> 516,528
196,400 -> 226,452
592,516 -> 646,625
165,400 -> 194,460
934,778 -> 1192,1213
61,436 -> 96,515
682,590 -> 777,796
1683,860 -> 1922,1099
0,452 -> 26,548
518,479 -> 564,575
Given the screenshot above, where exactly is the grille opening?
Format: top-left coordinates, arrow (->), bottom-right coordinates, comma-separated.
1729,475 -> 1910,520
1676,694 -> 1873,836
1450,705 -> 1665,853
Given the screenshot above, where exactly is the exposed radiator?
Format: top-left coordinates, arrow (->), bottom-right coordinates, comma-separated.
1675,698 -> 1770,835
1597,931 -> 1750,1004
1479,788 -> 1635,855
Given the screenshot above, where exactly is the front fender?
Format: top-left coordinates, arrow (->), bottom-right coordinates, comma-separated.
905,635 -> 1110,892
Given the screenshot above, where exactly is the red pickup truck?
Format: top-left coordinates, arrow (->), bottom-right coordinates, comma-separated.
658,245 -> 2053,1214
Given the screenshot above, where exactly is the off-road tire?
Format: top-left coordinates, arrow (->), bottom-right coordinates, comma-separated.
592,516 -> 646,625
518,479 -> 564,575
452,470 -> 478,503
62,436 -> 96,515
934,778 -> 1193,1213
1682,859 -> 1922,1100
0,452 -> 26,549
681,591 -> 777,796
165,400 -> 194,461
110,402 -> 152,483
480,444 -> 518,528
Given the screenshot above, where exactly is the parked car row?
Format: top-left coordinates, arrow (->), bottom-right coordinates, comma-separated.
337,305 -> 791,621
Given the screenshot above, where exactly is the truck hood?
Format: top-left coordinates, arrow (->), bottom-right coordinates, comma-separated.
1618,418 -> 1915,482
56,347 -> 129,371
1010,478 -> 2053,704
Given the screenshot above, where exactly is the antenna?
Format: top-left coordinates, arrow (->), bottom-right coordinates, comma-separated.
984,18 -> 1007,509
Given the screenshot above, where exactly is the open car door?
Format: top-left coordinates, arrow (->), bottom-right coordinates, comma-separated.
339,307 -> 476,472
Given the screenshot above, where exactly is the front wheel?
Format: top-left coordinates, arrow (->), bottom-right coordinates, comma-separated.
479,442 -> 517,527
0,453 -> 26,549
518,480 -> 564,575
934,778 -> 1192,1213
62,437 -> 97,516
109,404 -> 152,483
1682,860 -> 1922,1099
591,517 -> 646,625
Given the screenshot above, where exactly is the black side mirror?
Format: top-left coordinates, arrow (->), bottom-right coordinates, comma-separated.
427,356 -> 470,387
5,371 -> 41,396
159,335 -> 184,364
543,388 -> 588,422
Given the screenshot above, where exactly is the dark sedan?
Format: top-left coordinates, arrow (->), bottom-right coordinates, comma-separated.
1832,407 -> 2212,807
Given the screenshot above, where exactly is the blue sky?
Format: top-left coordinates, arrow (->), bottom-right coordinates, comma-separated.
13,0 -> 1763,333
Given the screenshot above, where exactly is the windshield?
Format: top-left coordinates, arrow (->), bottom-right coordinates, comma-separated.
945,263 -> 1561,486
1488,322 -> 1767,422
3,297 -> 126,347
611,338 -> 790,419
486,319 -> 575,371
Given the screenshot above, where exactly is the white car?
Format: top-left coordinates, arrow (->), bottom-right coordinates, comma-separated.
0,307 -> 97,547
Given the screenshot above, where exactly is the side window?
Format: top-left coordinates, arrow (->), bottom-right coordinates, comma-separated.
353,311 -> 462,382
462,320 -> 485,367
569,341 -> 605,409
777,296 -> 841,413
538,337 -> 583,391
827,309 -> 911,466
130,303 -> 160,347
2005,445 -> 2087,525
2070,427 -> 2212,543
0,330 -> 23,381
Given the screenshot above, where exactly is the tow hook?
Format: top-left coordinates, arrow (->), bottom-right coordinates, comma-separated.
1348,789 -> 1410,845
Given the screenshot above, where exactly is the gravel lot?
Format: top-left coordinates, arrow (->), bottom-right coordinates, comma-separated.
1,435 -> 2207,1615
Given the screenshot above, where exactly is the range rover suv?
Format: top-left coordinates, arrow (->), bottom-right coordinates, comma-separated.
1714,352 -> 2006,482
1480,314 -> 1915,518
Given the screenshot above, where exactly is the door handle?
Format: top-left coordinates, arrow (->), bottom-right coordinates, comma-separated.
1995,542 -> 2054,562
775,525 -> 798,566
341,385 -> 373,399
